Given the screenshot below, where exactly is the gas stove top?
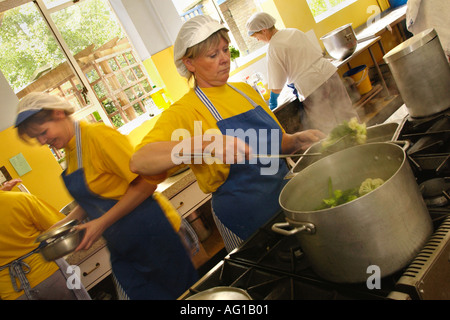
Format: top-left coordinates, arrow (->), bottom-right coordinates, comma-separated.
180,110 -> 450,300
181,211 -> 410,300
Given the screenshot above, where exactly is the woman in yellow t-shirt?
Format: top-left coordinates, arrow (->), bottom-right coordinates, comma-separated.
130,16 -> 325,252
0,188 -> 90,300
15,93 -> 198,300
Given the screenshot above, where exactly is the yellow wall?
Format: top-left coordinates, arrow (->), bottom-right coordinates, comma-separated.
147,47 -> 190,103
0,127 -> 73,210
142,57 -> 165,89
126,115 -> 160,147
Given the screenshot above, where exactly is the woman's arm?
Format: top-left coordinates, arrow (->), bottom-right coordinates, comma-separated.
74,176 -> 156,250
281,130 -> 326,154
130,141 -> 182,176
50,205 -> 87,229
130,135 -> 251,175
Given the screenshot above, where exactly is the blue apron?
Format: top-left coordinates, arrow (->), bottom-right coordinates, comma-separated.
61,122 -> 197,300
194,85 -> 289,251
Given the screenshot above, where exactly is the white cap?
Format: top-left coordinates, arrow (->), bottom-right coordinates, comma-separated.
15,92 -> 75,127
246,12 -> 276,36
174,15 -> 228,78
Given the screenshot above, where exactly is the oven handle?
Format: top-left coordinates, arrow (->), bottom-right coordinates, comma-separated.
271,221 -> 316,236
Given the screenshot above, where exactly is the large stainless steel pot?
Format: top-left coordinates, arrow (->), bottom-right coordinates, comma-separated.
320,23 -> 357,60
383,29 -> 450,118
273,142 -> 433,283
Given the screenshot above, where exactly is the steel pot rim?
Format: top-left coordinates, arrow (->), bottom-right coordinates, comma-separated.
186,286 -> 252,300
39,228 -> 85,261
35,219 -> 78,243
320,23 -> 353,40
279,142 -> 407,214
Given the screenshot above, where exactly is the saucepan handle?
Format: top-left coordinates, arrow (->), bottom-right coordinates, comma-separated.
271,221 -> 316,236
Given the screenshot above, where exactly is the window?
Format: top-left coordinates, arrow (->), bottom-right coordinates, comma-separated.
307,0 -> 357,22
0,0 -> 159,130
171,0 -> 266,64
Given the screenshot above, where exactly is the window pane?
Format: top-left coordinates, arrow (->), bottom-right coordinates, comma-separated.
307,0 -> 357,19
50,0 -> 157,126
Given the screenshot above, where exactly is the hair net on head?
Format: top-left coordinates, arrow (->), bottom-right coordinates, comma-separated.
174,15 -> 228,78
15,92 -> 75,127
246,12 -> 276,36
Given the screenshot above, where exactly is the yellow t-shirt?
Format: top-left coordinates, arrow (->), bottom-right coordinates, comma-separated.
65,121 -> 181,230
136,82 -> 283,194
0,191 -> 65,300
65,122 -> 142,200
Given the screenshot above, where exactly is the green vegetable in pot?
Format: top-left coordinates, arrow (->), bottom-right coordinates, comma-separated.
359,178 -> 385,196
316,177 -> 385,210
321,117 -> 367,150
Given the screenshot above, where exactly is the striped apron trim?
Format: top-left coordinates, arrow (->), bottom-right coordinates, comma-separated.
112,273 -> 130,300
194,86 -> 223,121
193,85 -> 259,253
74,122 -> 83,169
211,209 -> 243,253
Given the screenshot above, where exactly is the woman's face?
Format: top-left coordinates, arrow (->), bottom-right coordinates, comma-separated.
184,36 -> 231,88
25,110 -> 74,149
252,29 -> 271,43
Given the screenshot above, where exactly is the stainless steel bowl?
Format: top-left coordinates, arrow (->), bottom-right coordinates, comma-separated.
59,201 -> 77,215
35,220 -> 84,261
320,23 -> 357,60
38,229 -> 85,261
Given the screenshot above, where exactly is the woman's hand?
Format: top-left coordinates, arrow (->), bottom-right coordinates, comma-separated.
1,179 -> 22,191
202,134 -> 252,164
74,218 -> 108,251
282,129 -> 326,154
73,176 -> 156,251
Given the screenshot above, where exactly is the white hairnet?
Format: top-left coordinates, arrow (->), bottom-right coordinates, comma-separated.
16,92 -> 75,127
174,15 -> 228,78
246,12 -> 276,36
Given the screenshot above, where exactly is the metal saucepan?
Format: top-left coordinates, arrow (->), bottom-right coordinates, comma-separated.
419,177 -> 450,207
383,29 -> 450,118
59,201 -> 78,215
320,23 -> 357,60
273,142 -> 433,283
36,220 -> 84,261
186,287 -> 252,300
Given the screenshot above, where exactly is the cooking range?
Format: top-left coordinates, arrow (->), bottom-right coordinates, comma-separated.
180,109 -> 450,300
